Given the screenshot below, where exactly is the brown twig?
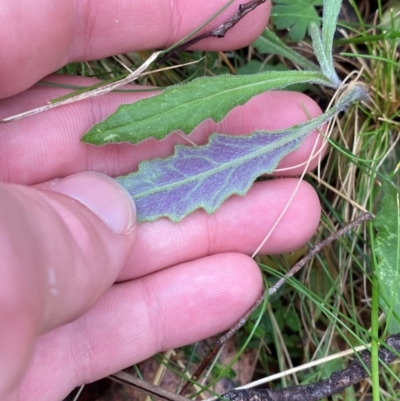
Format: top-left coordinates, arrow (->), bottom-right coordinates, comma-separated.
179,212 -> 374,396
157,0 -> 268,65
268,211 -> 373,296
222,333 -> 400,401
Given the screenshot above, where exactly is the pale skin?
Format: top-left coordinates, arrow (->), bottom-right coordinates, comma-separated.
0,1 -> 324,400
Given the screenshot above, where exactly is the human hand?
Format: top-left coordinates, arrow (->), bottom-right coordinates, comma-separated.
0,1 -> 323,400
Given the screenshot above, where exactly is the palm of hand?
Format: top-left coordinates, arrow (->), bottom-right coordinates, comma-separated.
0,1 -> 322,400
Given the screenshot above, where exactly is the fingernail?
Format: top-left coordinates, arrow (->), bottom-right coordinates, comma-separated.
48,172 -> 136,234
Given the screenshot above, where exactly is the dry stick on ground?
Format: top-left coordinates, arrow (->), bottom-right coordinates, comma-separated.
157,0 -> 268,65
109,330 -> 400,401
222,332 -> 400,401
178,212 -> 374,396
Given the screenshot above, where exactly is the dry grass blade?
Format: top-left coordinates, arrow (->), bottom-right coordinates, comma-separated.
109,371 -> 191,401
0,51 -> 164,122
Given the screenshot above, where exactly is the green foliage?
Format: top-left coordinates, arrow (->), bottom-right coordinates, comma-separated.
308,0 -> 341,87
252,28 -> 319,71
282,308 -> 301,331
242,295 -> 303,360
81,70 -> 333,145
374,183 -> 400,334
271,0 -> 323,42
321,0 -> 342,75
116,87 -> 365,223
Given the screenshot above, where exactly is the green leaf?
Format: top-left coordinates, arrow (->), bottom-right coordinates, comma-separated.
253,28 -> 320,71
82,70 -> 334,145
322,0 -> 342,76
308,0 -> 342,87
310,22 -> 336,85
374,183 -> 400,334
285,309 -> 301,331
271,0 -> 323,42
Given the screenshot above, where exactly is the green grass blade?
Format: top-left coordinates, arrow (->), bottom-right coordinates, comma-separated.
82,70 -> 335,145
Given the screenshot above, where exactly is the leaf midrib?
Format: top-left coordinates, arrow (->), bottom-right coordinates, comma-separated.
105,71 -> 327,133
131,132 -> 303,200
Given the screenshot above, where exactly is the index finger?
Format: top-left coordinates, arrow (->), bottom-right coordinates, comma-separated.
0,0 -> 271,98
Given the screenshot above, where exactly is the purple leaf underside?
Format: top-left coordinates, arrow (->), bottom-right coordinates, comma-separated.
116,131 -> 307,223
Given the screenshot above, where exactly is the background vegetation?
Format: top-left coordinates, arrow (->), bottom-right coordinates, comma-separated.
62,0 -> 400,399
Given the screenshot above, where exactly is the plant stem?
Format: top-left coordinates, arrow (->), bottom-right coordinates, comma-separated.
370,183 -> 381,401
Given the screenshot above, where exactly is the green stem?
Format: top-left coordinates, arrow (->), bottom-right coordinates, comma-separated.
369,182 -> 381,401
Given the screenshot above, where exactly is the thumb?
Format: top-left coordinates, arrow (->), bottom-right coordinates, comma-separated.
0,172 -> 137,396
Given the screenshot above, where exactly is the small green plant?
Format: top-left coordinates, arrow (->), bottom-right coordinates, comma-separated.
271,0 -> 324,42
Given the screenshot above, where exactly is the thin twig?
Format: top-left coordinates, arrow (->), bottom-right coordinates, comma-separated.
268,212 -> 374,296
157,0 -> 268,65
179,212 -> 373,396
222,333 -> 400,401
